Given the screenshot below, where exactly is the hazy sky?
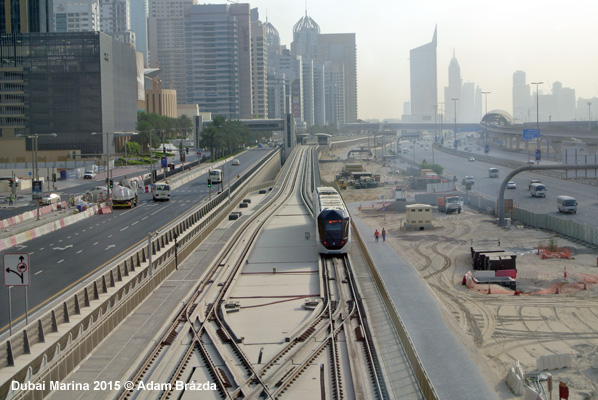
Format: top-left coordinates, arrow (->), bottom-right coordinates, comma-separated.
244,0 -> 598,120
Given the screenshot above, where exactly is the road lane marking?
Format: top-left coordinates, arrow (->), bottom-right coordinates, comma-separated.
76,250 -> 83,254
120,226 -> 129,231
132,221 -> 139,226
93,242 -> 99,246
57,259 -> 64,264
35,270 -> 43,275
105,245 -> 115,250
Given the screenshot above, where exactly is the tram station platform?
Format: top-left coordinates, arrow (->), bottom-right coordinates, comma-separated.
348,203 -> 499,400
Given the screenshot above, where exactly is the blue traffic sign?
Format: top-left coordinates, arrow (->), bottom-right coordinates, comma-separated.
523,129 -> 540,140
161,156 -> 167,167
535,149 -> 541,161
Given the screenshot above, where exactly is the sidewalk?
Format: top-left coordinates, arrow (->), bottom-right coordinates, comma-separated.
348,202 -> 498,400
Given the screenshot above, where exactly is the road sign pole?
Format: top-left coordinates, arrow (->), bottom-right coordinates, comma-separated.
8,286 -> 12,335
26,286 -> 29,325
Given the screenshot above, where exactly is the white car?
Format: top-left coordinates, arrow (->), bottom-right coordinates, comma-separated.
231,159 -> 240,166
83,170 -> 96,179
507,181 -> 517,190
87,186 -> 108,197
469,157 -> 475,162
41,193 -> 61,205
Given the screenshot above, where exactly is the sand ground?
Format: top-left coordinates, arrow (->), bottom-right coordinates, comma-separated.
319,145 -> 598,400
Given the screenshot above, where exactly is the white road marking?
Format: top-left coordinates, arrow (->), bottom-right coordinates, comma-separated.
57,259 -> 64,264
120,226 -> 129,231
52,245 -> 73,251
141,216 -> 148,220
105,244 -> 115,250
132,221 -> 139,226
93,242 -> 99,246
76,250 -> 83,254
35,270 -> 43,275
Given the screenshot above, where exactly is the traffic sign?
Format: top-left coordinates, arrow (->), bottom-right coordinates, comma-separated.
523,129 -> 540,141
535,149 -> 541,161
4,253 -> 30,286
161,156 -> 167,168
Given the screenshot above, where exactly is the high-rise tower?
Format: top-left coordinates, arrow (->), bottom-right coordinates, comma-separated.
409,27 -> 437,122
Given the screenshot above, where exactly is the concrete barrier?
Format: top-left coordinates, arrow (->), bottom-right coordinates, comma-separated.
537,352 -> 572,371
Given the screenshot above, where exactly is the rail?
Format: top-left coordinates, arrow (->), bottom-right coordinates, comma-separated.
1,149 -> 282,400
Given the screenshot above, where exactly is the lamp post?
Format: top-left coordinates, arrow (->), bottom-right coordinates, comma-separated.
482,91 -> 491,151
531,81 -> 543,164
432,104 -> 437,164
588,102 -> 592,130
451,98 -> 459,144
439,102 -> 444,141
18,133 -> 57,220
91,132 -> 113,199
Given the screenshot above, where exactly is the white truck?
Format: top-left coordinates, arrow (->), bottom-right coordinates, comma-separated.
111,184 -> 138,208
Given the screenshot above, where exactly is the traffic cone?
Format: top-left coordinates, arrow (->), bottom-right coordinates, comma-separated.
462,275 -> 467,285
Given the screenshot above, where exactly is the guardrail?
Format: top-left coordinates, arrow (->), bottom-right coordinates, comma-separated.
1,150 -> 282,400
350,220 -> 438,400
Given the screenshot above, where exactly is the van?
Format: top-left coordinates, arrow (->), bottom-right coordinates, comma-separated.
557,195 -> 577,214
209,169 -> 222,184
153,183 -> 171,201
488,168 -> 499,178
530,183 -> 546,198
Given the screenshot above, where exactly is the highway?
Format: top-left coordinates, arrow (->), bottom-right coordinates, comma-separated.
403,136 -> 598,228
0,148 -> 272,335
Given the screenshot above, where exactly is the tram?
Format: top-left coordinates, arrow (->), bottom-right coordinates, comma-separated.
314,187 -> 351,254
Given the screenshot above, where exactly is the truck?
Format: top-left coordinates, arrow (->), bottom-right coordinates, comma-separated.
111,184 -> 138,208
437,195 -> 463,214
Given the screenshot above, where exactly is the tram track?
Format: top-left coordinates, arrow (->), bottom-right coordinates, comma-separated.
117,145 -> 386,399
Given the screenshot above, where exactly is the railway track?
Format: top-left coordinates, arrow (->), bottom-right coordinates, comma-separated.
117,146 -> 387,399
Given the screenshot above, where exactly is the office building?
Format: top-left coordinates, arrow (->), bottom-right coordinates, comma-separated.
318,33 -> 357,124
0,31 -> 137,156
148,0 -> 193,101
54,0 -> 100,32
512,70 -> 530,122
409,27 -> 437,122
251,11 -> 268,119
183,3 -> 252,119
100,0 -> 135,48
1,0 -> 54,33
129,0 -> 148,64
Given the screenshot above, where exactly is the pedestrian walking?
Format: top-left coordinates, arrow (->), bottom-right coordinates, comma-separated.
374,229 -> 379,242
382,228 -> 386,242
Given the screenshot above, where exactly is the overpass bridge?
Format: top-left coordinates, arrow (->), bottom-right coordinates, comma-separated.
340,110 -> 598,154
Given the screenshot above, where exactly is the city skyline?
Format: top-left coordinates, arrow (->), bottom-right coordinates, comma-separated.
250,0 -> 598,121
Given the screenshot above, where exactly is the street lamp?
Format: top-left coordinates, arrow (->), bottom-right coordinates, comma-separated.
432,104 -> 437,164
588,102 -> 592,130
91,132 -> 113,198
482,91 -> 491,151
451,98 -> 459,143
17,133 -> 58,220
439,101 -> 444,141
531,81 -> 543,164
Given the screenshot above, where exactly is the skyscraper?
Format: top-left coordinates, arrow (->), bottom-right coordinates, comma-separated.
512,70 -> 530,122
318,33 -> 357,125
444,50 -> 461,123
1,0 -> 54,33
148,0 -> 193,101
409,27 -> 437,122
183,3 -> 252,119
129,0 -> 148,65
53,0 -> 100,32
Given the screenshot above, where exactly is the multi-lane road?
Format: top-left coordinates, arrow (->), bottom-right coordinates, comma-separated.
0,148 -> 272,335
405,136 -> 598,228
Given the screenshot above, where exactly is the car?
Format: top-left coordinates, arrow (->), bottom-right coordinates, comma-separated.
528,179 -> 541,190
231,159 -> 240,166
41,193 -> 61,205
507,181 -> 517,190
87,186 -> 108,196
402,148 -> 409,154
469,157 -> 475,162
83,170 -> 96,179
462,176 -> 475,185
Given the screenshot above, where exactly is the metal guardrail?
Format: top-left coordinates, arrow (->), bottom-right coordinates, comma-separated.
350,220 -> 439,400
0,150 -> 282,400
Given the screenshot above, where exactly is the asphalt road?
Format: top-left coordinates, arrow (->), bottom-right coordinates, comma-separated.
0,148 -> 271,335
405,137 -> 598,227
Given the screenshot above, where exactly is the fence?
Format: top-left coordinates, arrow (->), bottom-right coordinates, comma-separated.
0,150 -> 282,400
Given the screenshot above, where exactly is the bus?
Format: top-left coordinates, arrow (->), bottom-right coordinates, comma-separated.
209,169 -> 222,184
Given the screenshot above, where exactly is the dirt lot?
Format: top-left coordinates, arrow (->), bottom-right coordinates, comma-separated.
319,146 -> 598,400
